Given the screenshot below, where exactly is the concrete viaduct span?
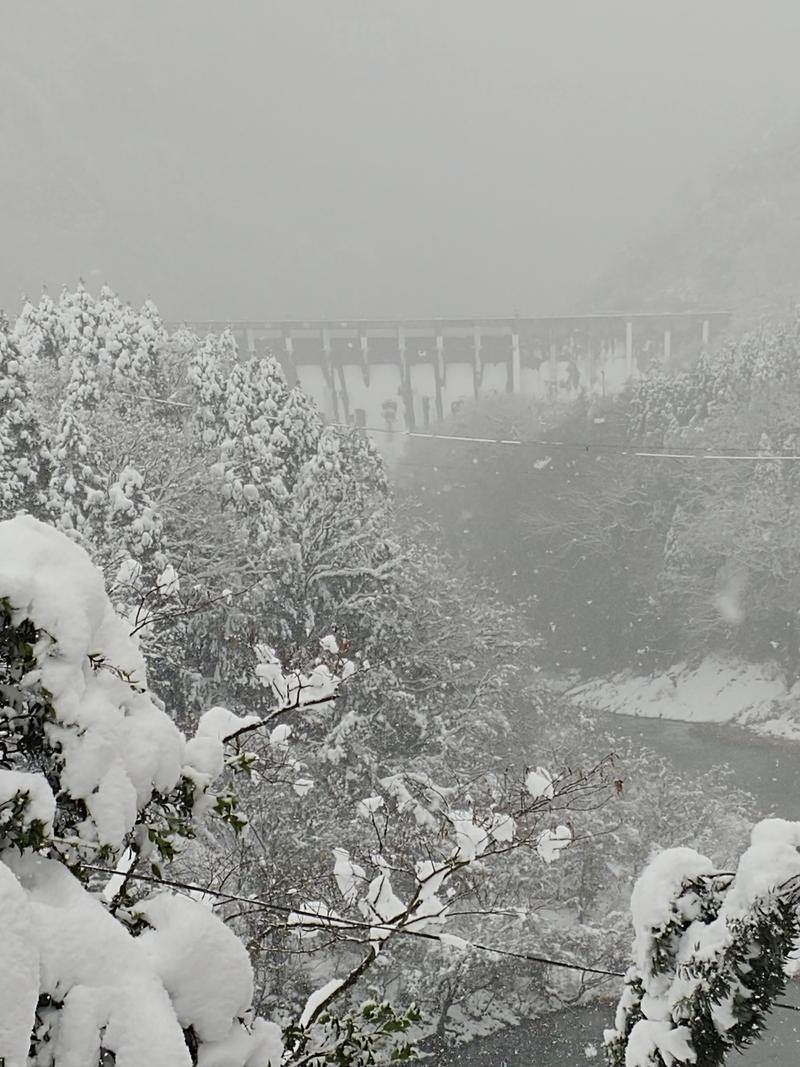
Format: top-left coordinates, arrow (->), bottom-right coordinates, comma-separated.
186,311 -> 730,434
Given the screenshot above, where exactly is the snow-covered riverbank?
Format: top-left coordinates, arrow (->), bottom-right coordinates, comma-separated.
567,656 -> 800,741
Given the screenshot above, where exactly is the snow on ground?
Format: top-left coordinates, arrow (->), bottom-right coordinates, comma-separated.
569,655 -> 800,741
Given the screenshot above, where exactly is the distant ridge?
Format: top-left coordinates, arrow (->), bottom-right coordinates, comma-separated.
584,117 -> 800,325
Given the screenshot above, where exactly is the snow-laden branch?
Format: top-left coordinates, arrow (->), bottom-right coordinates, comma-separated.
288,757 -> 610,1028
606,818 -> 800,1067
0,516 -> 283,1065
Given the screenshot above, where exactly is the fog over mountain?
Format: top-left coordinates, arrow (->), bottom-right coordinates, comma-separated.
5,1 -> 800,321
586,116 -> 800,321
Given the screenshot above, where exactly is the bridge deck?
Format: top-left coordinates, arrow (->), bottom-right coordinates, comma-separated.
170,312 -> 731,434
179,311 -> 730,334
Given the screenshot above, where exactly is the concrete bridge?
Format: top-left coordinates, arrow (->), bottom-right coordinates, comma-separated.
184,312 -> 730,433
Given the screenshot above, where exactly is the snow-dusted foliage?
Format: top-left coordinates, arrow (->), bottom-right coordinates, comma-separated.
1,283 -> 681,1057
49,350 -> 107,541
621,316 -> 800,674
0,315 -> 49,517
625,317 -> 800,447
169,326 -> 398,722
4,287 -> 398,728
15,283 -> 166,390
278,754 -> 608,1042
12,290 -> 64,366
0,515 -> 281,1065
295,424 -> 394,628
7,287 -> 178,651
187,329 -> 235,444
606,819 -> 800,1067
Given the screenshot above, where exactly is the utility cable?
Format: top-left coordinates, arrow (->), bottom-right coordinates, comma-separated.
343,425 -> 800,463
80,863 -> 800,1011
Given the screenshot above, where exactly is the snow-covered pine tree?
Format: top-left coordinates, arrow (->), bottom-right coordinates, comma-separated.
12,287 -> 173,607
217,354 -> 292,548
186,328 -> 236,444
294,424 -> 397,645
131,296 -> 167,387
48,348 -> 108,543
12,290 -> 65,367
0,315 -> 50,520
606,820 -> 800,1067
58,280 -> 105,369
102,290 -> 166,395
103,463 -> 174,638
272,382 -> 324,486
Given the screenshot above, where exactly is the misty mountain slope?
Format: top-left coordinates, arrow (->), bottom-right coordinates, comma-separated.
586,120 -> 800,321
0,36 -> 105,299
0,10 -> 225,313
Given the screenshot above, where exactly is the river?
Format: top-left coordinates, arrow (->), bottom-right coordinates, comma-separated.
607,713 -> 800,822
424,986 -> 800,1067
422,711 -> 800,1065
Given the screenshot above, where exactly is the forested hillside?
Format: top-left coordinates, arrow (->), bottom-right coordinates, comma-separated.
585,119 -> 800,321
0,283 -> 760,1064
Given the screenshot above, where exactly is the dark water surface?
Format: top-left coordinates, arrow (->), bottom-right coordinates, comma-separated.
606,713 -> 800,822
424,986 -> 800,1066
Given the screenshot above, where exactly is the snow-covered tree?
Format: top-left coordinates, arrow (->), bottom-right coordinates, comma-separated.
295,425 -> 395,639
157,335 -> 398,722
0,316 -> 50,519
0,513 -> 620,1065
606,819 -> 800,1067
186,329 -> 235,444
48,349 -> 108,542
3,285 -> 752,1058
10,288 -> 177,639
0,514 -> 282,1066
658,381 -> 800,676
97,285 -> 166,391
12,290 -> 64,367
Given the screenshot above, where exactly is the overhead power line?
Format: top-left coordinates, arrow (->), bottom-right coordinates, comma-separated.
80,862 -> 800,1013
348,425 -> 800,463
117,396 -> 800,461
81,862 -> 621,979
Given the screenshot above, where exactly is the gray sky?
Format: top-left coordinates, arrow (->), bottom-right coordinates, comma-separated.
3,1 -> 800,321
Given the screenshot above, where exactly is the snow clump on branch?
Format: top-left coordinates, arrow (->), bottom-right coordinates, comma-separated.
0,515 -> 281,1065
606,819 -> 800,1067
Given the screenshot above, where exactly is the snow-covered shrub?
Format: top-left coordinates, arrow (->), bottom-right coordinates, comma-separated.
0,514 -> 280,1066
0,315 -> 50,519
606,819 -> 800,1067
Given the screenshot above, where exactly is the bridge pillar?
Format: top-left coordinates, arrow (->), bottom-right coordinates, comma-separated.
472,325 -> 482,399
549,336 -> 557,400
245,327 -> 255,355
625,320 -> 633,378
283,334 -> 298,386
398,327 -> 415,431
702,319 -> 710,346
664,328 -> 671,364
511,330 -> 521,393
322,328 -> 340,423
434,334 -> 445,420
359,332 -> 370,386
